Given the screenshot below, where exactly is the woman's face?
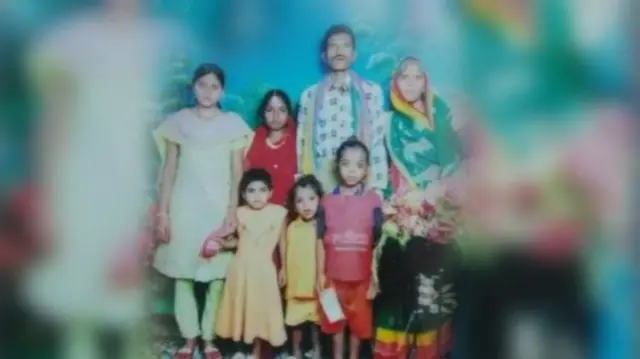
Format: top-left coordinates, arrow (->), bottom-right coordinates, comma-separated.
396,61 -> 426,103
193,73 -> 223,108
264,95 -> 289,131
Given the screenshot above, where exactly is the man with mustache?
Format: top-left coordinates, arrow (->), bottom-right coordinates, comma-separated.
297,24 -> 387,195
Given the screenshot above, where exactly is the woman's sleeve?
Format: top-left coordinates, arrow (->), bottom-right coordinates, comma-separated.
153,113 -> 185,162
229,113 -> 254,151
316,206 -> 325,239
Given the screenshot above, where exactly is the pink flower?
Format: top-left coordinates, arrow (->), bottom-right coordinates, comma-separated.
419,200 -> 436,217
382,203 -> 398,216
426,219 -> 456,244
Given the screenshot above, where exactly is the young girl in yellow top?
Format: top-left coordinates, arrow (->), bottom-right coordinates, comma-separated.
210,168 -> 288,359
285,175 -> 325,359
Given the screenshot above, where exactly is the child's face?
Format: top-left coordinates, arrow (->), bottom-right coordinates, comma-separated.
338,147 -> 368,187
243,180 -> 272,209
294,186 -> 320,220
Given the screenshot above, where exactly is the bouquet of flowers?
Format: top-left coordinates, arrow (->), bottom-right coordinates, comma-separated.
381,179 -> 462,246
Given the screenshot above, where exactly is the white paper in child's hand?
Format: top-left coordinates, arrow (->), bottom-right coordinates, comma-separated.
319,287 -> 345,323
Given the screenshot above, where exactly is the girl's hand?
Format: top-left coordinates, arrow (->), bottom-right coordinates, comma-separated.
201,238 -> 221,258
278,269 -> 287,288
155,213 -> 170,243
366,279 -> 379,300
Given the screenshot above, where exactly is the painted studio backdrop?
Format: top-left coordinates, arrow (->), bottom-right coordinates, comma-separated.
154,0 -> 458,125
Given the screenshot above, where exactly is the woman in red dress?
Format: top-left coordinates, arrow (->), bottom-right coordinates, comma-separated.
244,89 -> 298,206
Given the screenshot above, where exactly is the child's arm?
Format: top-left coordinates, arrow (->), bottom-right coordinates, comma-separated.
315,206 -> 326,291
156,142 -> 179,242
278,219 -> 287,287
278,221 -> 287,272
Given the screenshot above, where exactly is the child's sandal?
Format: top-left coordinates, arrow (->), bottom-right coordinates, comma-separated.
203,346 -> 223,359
173,346 -> 195,359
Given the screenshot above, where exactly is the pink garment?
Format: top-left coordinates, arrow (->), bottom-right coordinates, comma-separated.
322,190 -> 381,282
201,217 -> 237,258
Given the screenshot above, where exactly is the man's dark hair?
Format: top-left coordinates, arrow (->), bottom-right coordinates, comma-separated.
320,24 -> 356,52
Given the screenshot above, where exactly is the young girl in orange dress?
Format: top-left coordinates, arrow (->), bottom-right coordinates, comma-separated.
244,89 -> 298,300
211,168 -> 288,359
284,175 -> 325,359
316,138 -> 384,359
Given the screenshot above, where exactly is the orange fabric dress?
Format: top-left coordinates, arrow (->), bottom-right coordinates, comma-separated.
215,204 -> 287,346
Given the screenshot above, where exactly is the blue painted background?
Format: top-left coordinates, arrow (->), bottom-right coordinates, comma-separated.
151,0 -> 460,127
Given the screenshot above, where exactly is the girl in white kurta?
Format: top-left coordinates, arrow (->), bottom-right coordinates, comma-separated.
153,64 -> 252,359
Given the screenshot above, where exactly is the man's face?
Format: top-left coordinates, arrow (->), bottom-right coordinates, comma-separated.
323,33 -> 356,71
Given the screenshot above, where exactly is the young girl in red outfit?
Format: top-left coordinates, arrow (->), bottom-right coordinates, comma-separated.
244,89 -> 298,205
316,137 -> 383,359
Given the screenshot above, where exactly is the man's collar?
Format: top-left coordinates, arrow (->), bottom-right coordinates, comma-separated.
328,73 -> 352,92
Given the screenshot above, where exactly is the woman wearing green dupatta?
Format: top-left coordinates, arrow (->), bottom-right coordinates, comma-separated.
374,57 -> 461,359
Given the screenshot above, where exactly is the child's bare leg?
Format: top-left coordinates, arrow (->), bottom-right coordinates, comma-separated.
311,325 -> 321,358
292,327 -> 303,359
252,338 -> 262,359
348,334 -> 360,359
332,331 -> 345,359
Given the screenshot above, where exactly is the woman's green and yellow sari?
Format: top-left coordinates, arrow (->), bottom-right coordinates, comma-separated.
374,64 -> 461,359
